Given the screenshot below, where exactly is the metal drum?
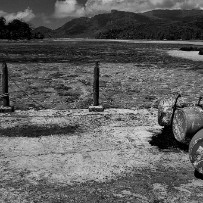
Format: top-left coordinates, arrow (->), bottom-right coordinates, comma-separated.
158,97 -> 175,126
172,106 -> 203,143
189,129 -> 203,174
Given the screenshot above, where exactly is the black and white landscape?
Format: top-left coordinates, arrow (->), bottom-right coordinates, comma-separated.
1,0 -> 203,202
33,9 -> 203,40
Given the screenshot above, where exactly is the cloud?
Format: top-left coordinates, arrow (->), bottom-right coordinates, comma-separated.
149,0 -> 175,8
53,0 -> 203,18
85,0 -> 203,15
0,8 -> 35,22
85,0 -> 150,14
54,0 -> 85,18
0,11 -> 7,16
175,0 -> 203,10
149,0 -> 203,9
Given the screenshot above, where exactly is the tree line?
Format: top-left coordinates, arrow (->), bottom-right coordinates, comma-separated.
96,21 -> 203,40
0,17 -> 44,40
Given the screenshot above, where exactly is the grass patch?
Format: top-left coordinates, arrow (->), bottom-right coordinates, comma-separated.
49,72 -> 65,78
4,40 -> 203,110
0,124 -> 80,137
180,46 -> 200,51
55,84 -> 80,99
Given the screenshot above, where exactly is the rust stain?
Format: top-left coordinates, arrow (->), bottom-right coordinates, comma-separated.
193,145 -> 203,173
173,107 -> 203,143
158,98 -> 174,126
189,128 -> 203,174
173,110 -> 185,143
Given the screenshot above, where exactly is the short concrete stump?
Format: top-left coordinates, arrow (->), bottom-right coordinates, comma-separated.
89,106 -> 104,112
0,106 -> 14,113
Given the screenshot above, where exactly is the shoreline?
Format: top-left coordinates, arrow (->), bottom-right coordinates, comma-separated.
51,38 -> 203,45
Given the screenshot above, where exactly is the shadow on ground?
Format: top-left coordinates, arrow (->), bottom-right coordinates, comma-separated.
0,124 -> 80,137
194,170 -> 203,180
149,127 -> 188,152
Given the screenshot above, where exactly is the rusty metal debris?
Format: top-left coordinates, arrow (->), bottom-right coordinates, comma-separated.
158,94 -> 203,175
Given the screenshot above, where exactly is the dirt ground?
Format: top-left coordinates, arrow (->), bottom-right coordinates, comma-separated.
0,40 -> 201,111
0,108 -> 203,203
1,40 -> 203,202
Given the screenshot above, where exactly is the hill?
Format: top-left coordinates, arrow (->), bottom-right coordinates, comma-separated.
46,9 -> 203,40
52,17 -> 91,38
96,10 -> 203,40
32,26 -> 53,38
51,10 -> 152,38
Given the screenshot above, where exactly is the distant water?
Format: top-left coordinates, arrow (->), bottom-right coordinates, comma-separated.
52,38 -> 203,45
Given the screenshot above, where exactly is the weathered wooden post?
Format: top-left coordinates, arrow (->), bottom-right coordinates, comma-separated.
93,61 -> 99,106
0,62 -> 14,112
2,62 -> 9,106
89,62 -> 104,112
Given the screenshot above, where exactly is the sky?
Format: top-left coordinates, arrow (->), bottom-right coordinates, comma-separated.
0,0 -> 202,29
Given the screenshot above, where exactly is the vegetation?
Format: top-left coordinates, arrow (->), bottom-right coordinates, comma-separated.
31,26 -> 53,39
5,9 -> 203,40
96,20 -> 203,40
0,17 -> 44,40
0,40 -> 202,110
180,47 -> 203,55
45,9 -> 203,40
33,32 -> 44,39
180,47 -> 201,51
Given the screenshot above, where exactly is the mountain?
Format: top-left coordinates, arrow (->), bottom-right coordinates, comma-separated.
32,26 -> 53,38
47,9 -> 203,40
52,17 -> 91,38
51,10 -> 152,38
